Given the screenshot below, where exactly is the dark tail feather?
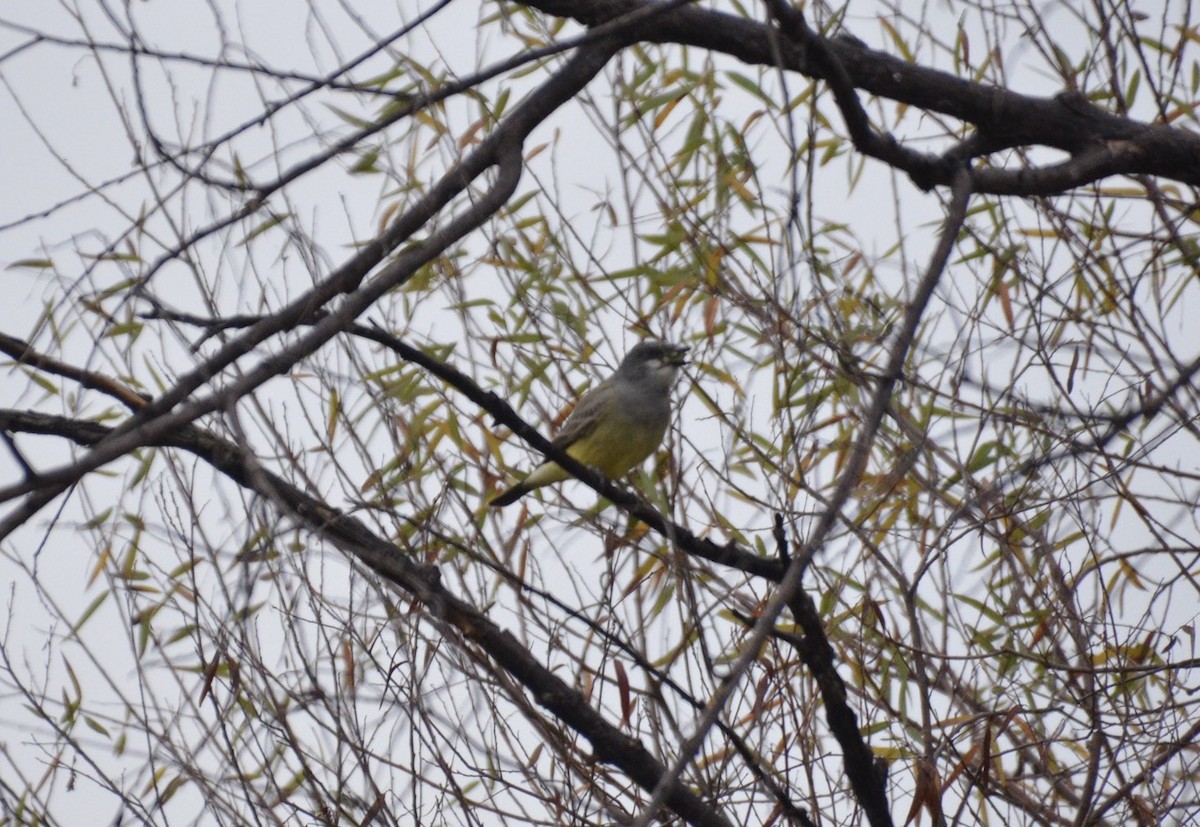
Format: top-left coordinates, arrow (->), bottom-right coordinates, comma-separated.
488,482 -> 532,508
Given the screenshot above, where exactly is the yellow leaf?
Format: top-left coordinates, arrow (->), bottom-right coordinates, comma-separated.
326,389 -> 339,444
653,95 -> 683,130
995,278 -> 1014,329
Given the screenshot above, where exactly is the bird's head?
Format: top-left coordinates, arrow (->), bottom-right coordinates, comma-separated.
620,340 -> 690,381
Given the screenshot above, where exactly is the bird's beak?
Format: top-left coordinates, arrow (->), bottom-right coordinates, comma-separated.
666,344 -> 690,366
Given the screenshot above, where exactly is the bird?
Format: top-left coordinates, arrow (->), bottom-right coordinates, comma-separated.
488,340 -> 689,508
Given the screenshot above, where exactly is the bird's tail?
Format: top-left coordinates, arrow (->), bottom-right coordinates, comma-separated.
488,481 -> 534,508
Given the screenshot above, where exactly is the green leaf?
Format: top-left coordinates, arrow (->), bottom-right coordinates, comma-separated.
238,213 -> 290,245
72,592 -> 109,636
6,258 -> 54,270
725,71 -> 776,108
350,147 -> 382,175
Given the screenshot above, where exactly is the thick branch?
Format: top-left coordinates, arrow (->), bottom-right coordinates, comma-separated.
522,0 -> 1200,192
633,166 -> 972,827
0,40 -> 620,529
0,407 -> 734,827
353,324 -> 787,582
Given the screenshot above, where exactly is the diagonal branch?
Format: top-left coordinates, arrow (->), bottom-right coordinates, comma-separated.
521,0 -> 1200,192
105,308 -> 789,584
0,334 -> 149,413
0,39 -> 622,535
629,165 -> 974,827
0,406 -> 735,827
352,323 -> 787,582
763,0 -> 944,188
128,0 -> 696,295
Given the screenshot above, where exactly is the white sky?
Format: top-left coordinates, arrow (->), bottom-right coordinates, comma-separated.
1,2 -> 1197,825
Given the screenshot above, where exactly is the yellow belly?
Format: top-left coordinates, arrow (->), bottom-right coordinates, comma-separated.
566,409 -> 668,477
522,410 -> 668,488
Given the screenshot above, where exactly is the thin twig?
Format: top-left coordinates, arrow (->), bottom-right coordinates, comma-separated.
629,165 -> 973,827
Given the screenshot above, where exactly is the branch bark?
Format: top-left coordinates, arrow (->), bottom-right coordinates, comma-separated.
0,39 -> 621,533
0,406 -> 736,827
521,0 -> 1200,192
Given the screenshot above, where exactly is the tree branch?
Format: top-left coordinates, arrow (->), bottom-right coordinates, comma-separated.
0,406 -> 735,827
0,39 -> 623,534
520,0 -> 1200,192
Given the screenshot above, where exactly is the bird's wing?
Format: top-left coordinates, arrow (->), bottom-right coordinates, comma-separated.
550,380 -> 614,450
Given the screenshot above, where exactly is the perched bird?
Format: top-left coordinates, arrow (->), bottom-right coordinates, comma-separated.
489,340 -> 689,507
